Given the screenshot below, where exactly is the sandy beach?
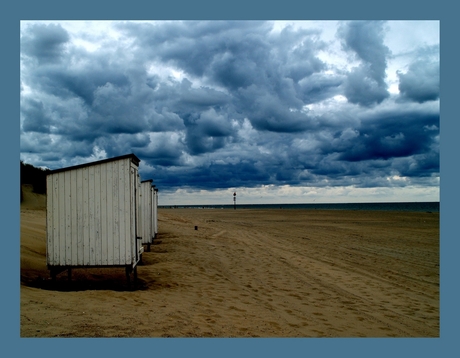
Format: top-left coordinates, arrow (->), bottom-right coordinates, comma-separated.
20,186 -> 439,337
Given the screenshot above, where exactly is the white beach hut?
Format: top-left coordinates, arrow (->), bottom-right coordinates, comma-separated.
46,153 -> 144,283
140,179 -> 154,251
153,185 -> 158,239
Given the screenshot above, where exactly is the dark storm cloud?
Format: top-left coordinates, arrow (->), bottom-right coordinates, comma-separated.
342,66 -> 390,107
179,79 -> 229,108
298,73 -> 344,104
21,23 -> 69,64
21,98 -> 50,133
135,134 -> 185,167
397,46 -> 440,103
236,85 -> 316,133
149,160 -> 273,191
338,111 -> 438,162
42,66 -> 130,107
20,21 -> 439,195
339,21 -> 390,106
121,21 -> 274,80
124,21 -> 330,132
144,107 -> 438,191
339,21 -> 389,83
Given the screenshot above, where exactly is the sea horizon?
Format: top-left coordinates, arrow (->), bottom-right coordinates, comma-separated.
159,201 -> 440,213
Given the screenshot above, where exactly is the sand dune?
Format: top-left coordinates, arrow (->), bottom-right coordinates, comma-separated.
20,187 -> 439,337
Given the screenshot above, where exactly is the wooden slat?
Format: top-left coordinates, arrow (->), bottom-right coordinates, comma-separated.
82,167 -> 90,265
46,175 -> 53,265
88,165 -> 95,265
118,159 -> 125,264
124,159 -> 131,264
126,159 -> 133,264
112,160 -> 120,264
52,174 -> 60,265
106,161 -> 114,265
129,165 -> 136,264
65,170 -> 72,265
76,168 -> 84,265
151,187 -> 154,239
139,181 -> 144,244
94,164 -> 101,265
100,163 -> 108,265
58,172 -> 66,265
140,183 -> 153,244
154,189 -> 158,235
70,169 -> 78,265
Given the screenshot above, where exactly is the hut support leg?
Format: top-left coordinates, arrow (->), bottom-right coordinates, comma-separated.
125,266 -> 138,288
49,267 -> 66,281
125,266 -> 131,286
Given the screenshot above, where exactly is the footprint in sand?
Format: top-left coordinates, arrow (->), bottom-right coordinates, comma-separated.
211,230 -> 226,238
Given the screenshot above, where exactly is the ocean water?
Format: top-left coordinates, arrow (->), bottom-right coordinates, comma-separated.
160,202 -> 439,213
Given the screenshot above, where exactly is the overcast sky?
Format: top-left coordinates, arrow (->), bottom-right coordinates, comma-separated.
20,20 -> 439,205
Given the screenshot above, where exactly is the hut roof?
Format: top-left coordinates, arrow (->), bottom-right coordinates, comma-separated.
47,153 -> 140,175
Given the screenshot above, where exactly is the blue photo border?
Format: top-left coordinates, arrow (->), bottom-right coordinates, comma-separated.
4,1 -> 456,357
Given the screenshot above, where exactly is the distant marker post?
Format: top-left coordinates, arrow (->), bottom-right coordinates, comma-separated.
233,192 -> 236,210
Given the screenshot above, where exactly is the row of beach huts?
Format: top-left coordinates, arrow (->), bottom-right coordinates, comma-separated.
45,153 -> 158,284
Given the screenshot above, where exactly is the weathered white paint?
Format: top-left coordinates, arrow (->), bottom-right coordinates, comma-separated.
140,180 -> 154,246
46,154 -> 143,270
153,187 -> 158,237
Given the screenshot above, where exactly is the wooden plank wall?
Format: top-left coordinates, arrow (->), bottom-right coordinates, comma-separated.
130,163 -> 140,263
153,188 -> 158,237
140,182 -> 153,245
46,158 -> 137,267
